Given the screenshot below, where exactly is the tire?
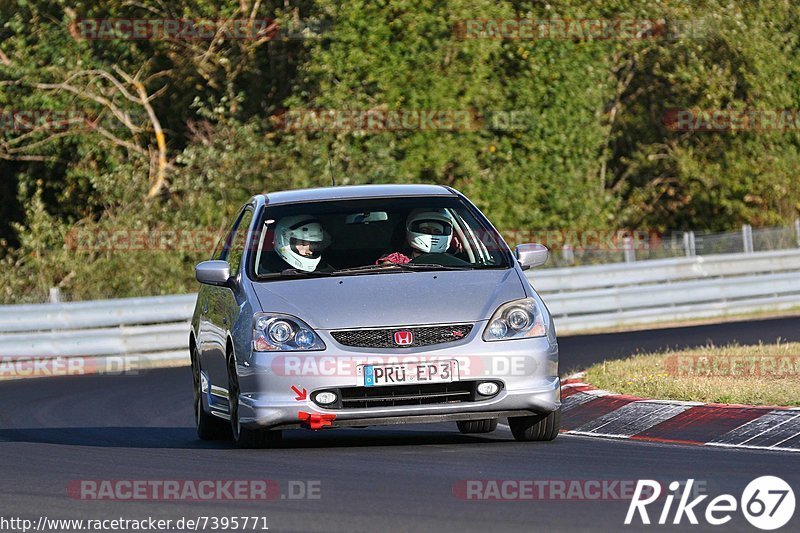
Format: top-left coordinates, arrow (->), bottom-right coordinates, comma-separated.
192,346 -> 230,440
234,426 -> 283,449
508,409 -> 561,442
456,418 -> 498,434
227,351 -> 282,449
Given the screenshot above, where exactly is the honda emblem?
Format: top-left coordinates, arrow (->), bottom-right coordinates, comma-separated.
394,330 -> 413,346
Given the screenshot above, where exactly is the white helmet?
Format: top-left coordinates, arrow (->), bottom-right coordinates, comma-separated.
273,215 -> 329,272
406,209 -> 453,253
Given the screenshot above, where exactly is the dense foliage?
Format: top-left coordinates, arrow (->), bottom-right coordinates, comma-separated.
1,0 -> 799,302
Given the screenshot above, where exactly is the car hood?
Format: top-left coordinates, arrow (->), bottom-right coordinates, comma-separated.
251,269 -> 526,329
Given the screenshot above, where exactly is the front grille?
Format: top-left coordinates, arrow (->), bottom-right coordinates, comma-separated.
333,382 -> 480,409
331,324 -> 473,348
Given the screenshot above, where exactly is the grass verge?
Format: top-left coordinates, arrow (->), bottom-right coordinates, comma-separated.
583,342 -> 800,407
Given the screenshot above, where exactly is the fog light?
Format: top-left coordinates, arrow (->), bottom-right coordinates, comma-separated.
476,382 -> 500,396
314,391 -> 337,405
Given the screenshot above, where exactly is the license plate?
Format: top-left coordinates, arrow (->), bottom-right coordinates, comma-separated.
357,360 -> 459,387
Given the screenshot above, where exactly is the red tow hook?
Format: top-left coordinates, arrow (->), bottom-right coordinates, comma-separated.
298,411 -> 336,430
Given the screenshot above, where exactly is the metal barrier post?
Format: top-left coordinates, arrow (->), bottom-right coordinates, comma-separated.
561,244 -> 574,265
795,218 -> 800,247
623,236 -> 635,263
49,287 -> 61,304
683,231 -> 696,257
742,224 -> 754,253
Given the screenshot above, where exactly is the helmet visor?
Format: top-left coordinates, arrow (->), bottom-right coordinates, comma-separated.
409,219 -> 452,236
290,238 -> 324,259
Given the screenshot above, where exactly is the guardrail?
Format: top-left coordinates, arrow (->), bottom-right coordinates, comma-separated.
0,249 -> 798,368
530,249 -> 800,332
0,295 -> 195,366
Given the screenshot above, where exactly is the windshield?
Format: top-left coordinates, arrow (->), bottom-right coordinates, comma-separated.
251,196 -> 511,279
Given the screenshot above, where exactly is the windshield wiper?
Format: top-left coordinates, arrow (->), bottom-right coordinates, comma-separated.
259,268 -> 333,279
331,263 -> 412,275
332,262 -> 473,275
398,263 -> 474,271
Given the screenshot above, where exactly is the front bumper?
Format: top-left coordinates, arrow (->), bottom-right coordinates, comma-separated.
271,410 -> 551,430
234,329 -> 560,429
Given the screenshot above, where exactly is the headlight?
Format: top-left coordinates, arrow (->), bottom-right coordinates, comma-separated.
268,320 -> 293,344
253,313 -> 326,352
483,298 -> 547,341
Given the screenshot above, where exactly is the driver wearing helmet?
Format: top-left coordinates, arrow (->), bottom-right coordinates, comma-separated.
406,209 -> 453,257
273,215 -> 332,272
377,209 -> 467,266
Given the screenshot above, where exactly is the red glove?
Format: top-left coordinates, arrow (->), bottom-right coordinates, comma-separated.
376,252 -> 411,265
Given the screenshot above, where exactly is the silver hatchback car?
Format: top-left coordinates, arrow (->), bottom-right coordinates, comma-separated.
191,184 -> 560,447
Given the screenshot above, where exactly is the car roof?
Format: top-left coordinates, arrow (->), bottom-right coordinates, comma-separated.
261,184 -> 456,205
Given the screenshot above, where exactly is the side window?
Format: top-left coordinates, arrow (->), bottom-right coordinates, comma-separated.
227,209 -> 254,277
212,220 -> 231,261
214,210 -> 244,261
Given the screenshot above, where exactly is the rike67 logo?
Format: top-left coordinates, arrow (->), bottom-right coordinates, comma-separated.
626,477 -> 795,530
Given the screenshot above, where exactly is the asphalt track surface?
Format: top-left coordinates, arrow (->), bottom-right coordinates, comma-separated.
1,316 -> 799,532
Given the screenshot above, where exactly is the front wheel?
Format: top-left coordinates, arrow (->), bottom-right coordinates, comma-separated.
228,352 -> 282,449
456,419 -> 498,434
192,346 -> 230,440
508,409 -> 560,442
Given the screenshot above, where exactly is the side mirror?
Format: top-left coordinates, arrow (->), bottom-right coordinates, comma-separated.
195,260 -> 232,286
515,243 -> 548,270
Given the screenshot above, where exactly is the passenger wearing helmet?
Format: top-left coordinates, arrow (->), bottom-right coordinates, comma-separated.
377,209 -> 469,267
273,215 -> 332,272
